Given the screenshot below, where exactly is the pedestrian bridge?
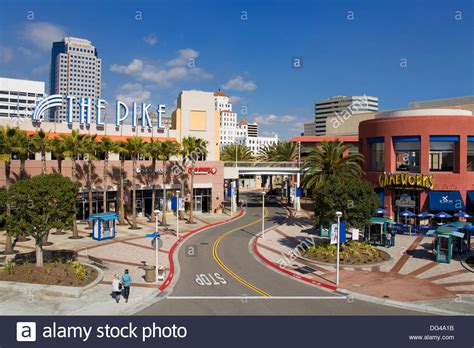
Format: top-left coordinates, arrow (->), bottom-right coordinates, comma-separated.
223,161 -> 301,179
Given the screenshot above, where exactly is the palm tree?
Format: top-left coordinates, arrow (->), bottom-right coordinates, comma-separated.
84,135 -> 98,227
97,137 -> 115,213
31,129 -> 50,174
256,143 -> 277,162
113,141 -> 128,225
302,140 -> 364,190
14,130 -> 33,179
157,140 -> 179,225
144,139 -> 161,223
181,136 -> 208,223
0,126 -> 19,254
124,137 -> 146,229
48,136 -> 67,236
273,141 -> 298,162
60,130 -> 87,239
220,144 -> 253,162
48,137 -> 66,174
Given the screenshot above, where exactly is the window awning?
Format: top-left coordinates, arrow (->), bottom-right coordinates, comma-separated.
429,191 -> 465,211
467,191 -> 474,210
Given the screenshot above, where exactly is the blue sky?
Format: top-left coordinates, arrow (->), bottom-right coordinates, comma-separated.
0,0 -> 472,139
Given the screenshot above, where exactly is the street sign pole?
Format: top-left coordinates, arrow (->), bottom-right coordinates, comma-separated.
176,190 -> 180,238
154,209 -> 160,283
335,211 -> 342,286
262,196 -> 265,238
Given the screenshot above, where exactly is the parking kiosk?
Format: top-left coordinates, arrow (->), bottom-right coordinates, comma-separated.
89,212 -> 118,241
365,217 -> 394,247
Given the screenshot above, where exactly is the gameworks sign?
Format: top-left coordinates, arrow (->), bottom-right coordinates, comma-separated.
378,172 -> 434,190
32,95 -> 166,129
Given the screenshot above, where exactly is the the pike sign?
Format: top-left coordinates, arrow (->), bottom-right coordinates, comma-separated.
32,95 -> 166,129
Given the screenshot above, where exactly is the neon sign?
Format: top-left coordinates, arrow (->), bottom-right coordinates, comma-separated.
32,95 -> 166,129
378,172 -> 434,190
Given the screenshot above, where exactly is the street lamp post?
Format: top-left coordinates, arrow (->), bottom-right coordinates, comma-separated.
175,190 -> 180,238
154,209 -> 160,283
262,191 -> 266,239
335,211 -> 342,286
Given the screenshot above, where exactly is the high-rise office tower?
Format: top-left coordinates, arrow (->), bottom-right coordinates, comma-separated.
314,95 -> 378,135
49,37 -> 102,122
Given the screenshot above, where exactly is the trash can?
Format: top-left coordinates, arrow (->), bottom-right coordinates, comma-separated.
144,265 -> 155,282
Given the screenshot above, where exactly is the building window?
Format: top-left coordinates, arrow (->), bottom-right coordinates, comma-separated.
468,139 -> 474,172
393,137 -> 420,172
430,136 -> 457,172
370,139 -> 384,171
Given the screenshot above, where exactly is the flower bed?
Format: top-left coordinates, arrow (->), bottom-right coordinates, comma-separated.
0,260 -> 97,287
302,240 -> 390,265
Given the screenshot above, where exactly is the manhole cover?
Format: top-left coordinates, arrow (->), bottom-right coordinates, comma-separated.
200,242 -> 210,245
383,295 -> 390,299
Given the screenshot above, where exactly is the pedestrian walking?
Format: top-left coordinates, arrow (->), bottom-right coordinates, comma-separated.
112,274 -> 121,303
121,269 -> 132,303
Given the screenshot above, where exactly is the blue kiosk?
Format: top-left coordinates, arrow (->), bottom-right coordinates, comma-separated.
89,212 -> 118,241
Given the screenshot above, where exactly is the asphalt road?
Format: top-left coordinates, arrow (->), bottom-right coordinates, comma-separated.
138,192 -> 423,315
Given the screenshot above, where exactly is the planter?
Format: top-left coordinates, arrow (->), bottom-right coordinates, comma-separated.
0,263 -> 103,298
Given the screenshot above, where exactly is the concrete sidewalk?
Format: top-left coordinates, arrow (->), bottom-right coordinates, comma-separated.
0,211 -> 232,315
254,211 -> 474,315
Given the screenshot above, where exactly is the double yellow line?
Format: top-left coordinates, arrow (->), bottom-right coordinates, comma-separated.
212,208 -> 271,297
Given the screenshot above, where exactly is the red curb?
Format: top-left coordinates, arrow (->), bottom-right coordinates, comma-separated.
159,208 -> 245,291
252,236 -> 337,292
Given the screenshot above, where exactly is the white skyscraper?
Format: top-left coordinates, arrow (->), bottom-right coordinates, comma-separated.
0,77 -> 45,119
50,37 -> 102,122
215,89 -> 278,156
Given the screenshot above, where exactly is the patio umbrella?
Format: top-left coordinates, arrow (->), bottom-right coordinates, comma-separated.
433,211 -> 453,225
399,209 -> 416,235
454,211 -> 472,219
417,211 -> 433,219
375,208 -> 388,215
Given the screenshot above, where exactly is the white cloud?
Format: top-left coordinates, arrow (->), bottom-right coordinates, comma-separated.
229,96 -> 242,104
167,48 -> 199,66
252,113 -> 297,125
222,76 -> 256,92
18,46 -> 35,58
143,33 -> 158,46
117,83 -> 151,105
0,46 -> 13,63
22,22 -> 65,50
110,49 -> 212,87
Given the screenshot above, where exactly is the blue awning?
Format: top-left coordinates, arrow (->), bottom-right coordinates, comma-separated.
430,135 -> 459,142
368,137 -> 384,144
429,191 -> 465,211
467,191 -> 474,210
467,136 -> 474,142
393,136 -> 420,142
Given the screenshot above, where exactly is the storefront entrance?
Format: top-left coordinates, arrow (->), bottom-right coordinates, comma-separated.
77,191 -> 117,221
193,188 -> 211,213
392,189 -> 421,223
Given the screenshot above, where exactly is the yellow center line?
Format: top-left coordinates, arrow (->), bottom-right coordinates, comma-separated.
212,208 -> 271,297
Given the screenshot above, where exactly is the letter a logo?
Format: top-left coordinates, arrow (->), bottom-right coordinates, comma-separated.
16,322 -> 37,342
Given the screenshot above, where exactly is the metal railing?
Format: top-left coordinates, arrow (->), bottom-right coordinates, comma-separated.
224,161 -> 300,168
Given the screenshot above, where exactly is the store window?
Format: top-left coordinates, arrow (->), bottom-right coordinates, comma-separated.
393,137 -> 420,172
429,136 -> 458,172
468,138 -> 474,172
369,138 -> 384,171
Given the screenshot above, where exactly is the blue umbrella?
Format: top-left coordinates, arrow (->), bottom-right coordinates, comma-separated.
375,208 -> 388,215
454,211 -> 472,218
417,211 -> 433,219
399,209 -> 416,217
433,212 -> 452,219
433,211 -> 453,225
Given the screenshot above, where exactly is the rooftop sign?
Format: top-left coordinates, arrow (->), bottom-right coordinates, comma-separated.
32,95 -> 166,129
